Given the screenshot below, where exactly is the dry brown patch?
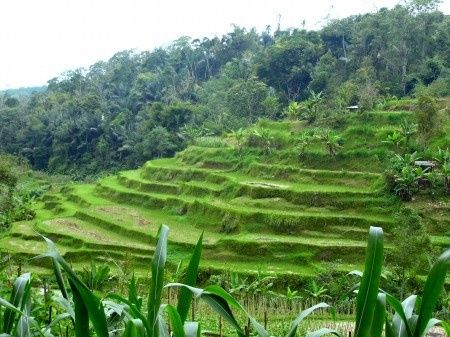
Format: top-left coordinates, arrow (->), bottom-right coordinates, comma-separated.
96,206 -> 151,226
46,219 -> 107,242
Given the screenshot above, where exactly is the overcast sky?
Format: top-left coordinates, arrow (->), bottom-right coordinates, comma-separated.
1,0 -> 449,90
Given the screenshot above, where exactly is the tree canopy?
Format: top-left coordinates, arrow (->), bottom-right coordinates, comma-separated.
1,4 -> 449,176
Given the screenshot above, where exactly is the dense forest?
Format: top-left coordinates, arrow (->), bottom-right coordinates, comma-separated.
1,1 -> 449,177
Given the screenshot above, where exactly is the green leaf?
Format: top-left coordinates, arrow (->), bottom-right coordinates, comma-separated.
414,249 -> 450,337
354,226 -> 384,337
69,279 -> 89,337
306,328 -> 342,337
386,318 -> 396,337
166,283 -> 245,337
177,233 -> 203,323
386,293 -> 413,337
148,225 -> 169,337
184,322 -> 200,337
370,293 -> 386,337
421,319 -> 441,337
52,260 -> 69,300
107,293 -> 151,334
164,305 -> 186,337
123,319 -> 146,337
42,313 -> 72,335
36,235 -> 109,337
201,285 -> 267,337
3,273 -> 31,335
285,303 -> 329,337
392,295 -> 416,337
128,274 -> 142,311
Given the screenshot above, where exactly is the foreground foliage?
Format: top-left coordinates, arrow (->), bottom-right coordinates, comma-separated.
0,224 -> 448,337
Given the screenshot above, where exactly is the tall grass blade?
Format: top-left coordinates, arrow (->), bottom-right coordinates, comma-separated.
354,226 -> 384,337
414,249 -> 450,337
148,225 -> 169,337
177,233 -> 203,323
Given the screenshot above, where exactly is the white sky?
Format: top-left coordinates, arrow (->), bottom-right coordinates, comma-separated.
0,0 -> 449,90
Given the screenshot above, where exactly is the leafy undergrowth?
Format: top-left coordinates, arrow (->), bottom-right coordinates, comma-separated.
1,109 -> 449,281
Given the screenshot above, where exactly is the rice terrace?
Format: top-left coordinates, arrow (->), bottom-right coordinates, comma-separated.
0,0 -> 449,336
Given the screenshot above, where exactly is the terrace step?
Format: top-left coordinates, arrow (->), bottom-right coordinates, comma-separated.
95,176 -> 395,235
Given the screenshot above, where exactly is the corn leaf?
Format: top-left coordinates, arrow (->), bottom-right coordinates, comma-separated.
306,328 -> 341,337
421,319 -> 441,337
69,279 -> 89,337
166,283 -> 245,337
414,249 -> 450,337
184,322 -> 200,337
107,293 -> 151,334
285,303 -> 329,337
148,225 -> 169,337
3,273 -> 30,335
354,226 -> 384,337
128,274 -> 142,311
370,293 -> 386,337
386,293 -> 413,337
36,236 -> 109,337
177,233 -> 203,323
164,305 -> 186,337
123,319 -> 146,337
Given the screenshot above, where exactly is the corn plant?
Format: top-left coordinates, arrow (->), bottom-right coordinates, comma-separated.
31,225 -> 205,337
352,226 -> 450,337
384,249 -> 450,337
168,284 -> 337,337
0,273 -> 33,336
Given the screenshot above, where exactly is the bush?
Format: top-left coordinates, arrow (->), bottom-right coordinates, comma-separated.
415,93 -> 438,140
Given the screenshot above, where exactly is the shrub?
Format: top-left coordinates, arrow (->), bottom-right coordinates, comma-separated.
415,93 -> 438,140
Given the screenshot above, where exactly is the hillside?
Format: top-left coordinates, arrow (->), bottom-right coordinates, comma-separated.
2,106 -> 449,280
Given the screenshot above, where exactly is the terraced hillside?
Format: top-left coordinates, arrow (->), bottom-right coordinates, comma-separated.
1,110 -> 449,278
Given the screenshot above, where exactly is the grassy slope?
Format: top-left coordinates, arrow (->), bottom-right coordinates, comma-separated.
1,106 -> 449,280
